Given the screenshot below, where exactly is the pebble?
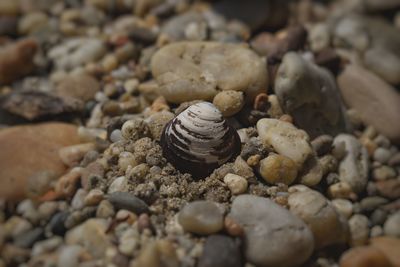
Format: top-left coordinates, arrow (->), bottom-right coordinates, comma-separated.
71,189 -> 88,210
331,199 -> 353,219
228,195 -> 314,267
118,228 -> 139,256
197,235 -> 242,267
372,166 -> 396,181
274,52 -> 349,138
55,74 -> 100,101
131,240 -> 179,267
348,214 -> 370,246
4,216 -> 32,238
360,196 -> 388,212
213,90 -> 245,117
47,212 -> 68,236
376,179 -> 400,199
96,200 -> 115,218
57,245 -> 83,267
337,64 -> 400,143
223,173 -> 248,195
108,176 -> 129,193
178,201 -> 224,235
121,119 -> 151,141
107,192 -> 149,215
373,147 -> 392,164
383,212 -> 400,237
333,134 -> 369,193
328,182 -> 356,199
259,154 -> 298,185
257,118 -> 313,168
151,41 -> 268,103
309,23 -> 330,52
370,237 -> 400,267
17,199 -> 40,224
339,246 -> 393,267
311,135 -> 333,156
59,143 -> 96,168
31,237 -> 63,256
0,39 -> 38,84
0,123 -> 80,200
84,189 -> 104,206
145,111 -> 175,140
65,218 -> 109,258
288,189 -> 348,248
13,228 -> 44,248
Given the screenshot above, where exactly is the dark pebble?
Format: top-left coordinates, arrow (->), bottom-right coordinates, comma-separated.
311,135 -> 334,156
197,235 -> 242,267
107,192 -> 149,214
14,228 -> 44,248
47,211 -> 69,236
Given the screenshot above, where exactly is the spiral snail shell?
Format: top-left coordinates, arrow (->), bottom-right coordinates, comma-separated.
160,102 -> 241,178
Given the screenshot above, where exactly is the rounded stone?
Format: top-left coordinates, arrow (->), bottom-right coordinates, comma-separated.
349,214 -> 370,246
259,154 -> 298,185
340,246 -> 392,267
213,90 -> 245,117
373,147 -> 392,164
178,201 -> 224,235
223,173 -> 248,195
331,199 -> 353,219
383,212 -> 400,237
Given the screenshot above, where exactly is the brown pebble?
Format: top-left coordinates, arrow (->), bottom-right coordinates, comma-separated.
224,217 -> 243,237
253,93 -> 269,111
246,154 -> 261,167
137,213 -> 152,233
339,246 -> 392,267
370,236 -> 400,267
55,168 -> 82,198
279,114 -> 293,124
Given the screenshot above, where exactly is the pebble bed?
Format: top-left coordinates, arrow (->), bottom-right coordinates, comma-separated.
0,0 -> 400,267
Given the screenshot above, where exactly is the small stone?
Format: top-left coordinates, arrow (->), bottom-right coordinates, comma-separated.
13,228 -> 44,248
57,245 -> 83,267
376,179 -> 400,199
288,189 -> 348,248
107,192 -> 149,215
328,182 -> 356,199
96,200 -> 115,218
311,135 -> 333,156
198,235 -> 242,267
31,237 -> 63,256
370,237 -> 400,267
373,148 -> 392,164
108,176 -> 129,193
223,173 -> 248,195
4,216 -> 32,238
59,143 -> 96,168
224,217 -> 244,237
383,212 -> 400,237
145,111 -> 175,140
71,189 -> 88,210
259,154 -> 298,185
333,134 -> 369,193
331,199 -> 353,219
349,214 -> 370,246
370,225 -> 384,238
121,119 -> 151,141
178,200 -> 224,235
213,90 -> 245,117
372,166 -> 396,181
360,197 -> 388,212
55,74 -> 100,101
131,240 -> 179,267
47,212 -> 68,236
229,195 -> 314,267
84,189 -> 104,206
339,246 -> 392,267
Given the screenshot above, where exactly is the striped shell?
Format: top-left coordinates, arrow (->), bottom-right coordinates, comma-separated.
160,102 -> 241,178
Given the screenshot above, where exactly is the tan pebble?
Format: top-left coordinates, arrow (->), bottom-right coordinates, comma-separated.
331,199 -> 353,219
213,90 -> 245,117
55,168 -> 82,198
138,213 -> 152,232
84,189 -> 104,206
370,236 -> 400,267
58,143 -> 96,167
360,137 -> 377,156
253,93 -> 269,111
267,95 -> 284,118
339,246 -> 392,267
224,217 -> 244,237
118,152 -> 138,172
349,214 -> 370,247
328,182 -> 357,200
116,210 -> 137,224
102,54 -> 119,72
151,96 -> 170,113
259,154 -> 298,185
279,114 -> 293,123
223,173 -> 248,195
247,154 -> 261,167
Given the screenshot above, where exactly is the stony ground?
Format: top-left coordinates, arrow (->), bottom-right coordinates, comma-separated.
0,0 -> 400,267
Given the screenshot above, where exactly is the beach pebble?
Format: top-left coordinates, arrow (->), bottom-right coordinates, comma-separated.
151,41 -> 267,104
178,201 -> 223,235
370,237 -> 400,267
65,218 -> 109,258
259,154 -> 298,185
0,39 -> 37,84
229,195 -> 314,267
337,65 -> 400,143
96,200 -> 115,218
55,74 -> 100,101
372,166 -> 396,181
223,173 -> 248,195
348,214 -> 370,246
333,134 -> 369,193
373,148 -> 392,164
376,179 -> 400,199
274,52 -> 349,138
331,199 -> 353,219
84,189 -> 104,206
107,192 -> 149,215
145,111 -> 175,140
108,176 -> 129,193
198,235 -> 242,267
213,90 -> 245,117
59,143 -> 96,168
131,240 -> 179,267
121,119 -> 151,141
257,118 -> 313,168
288,189 -> 349,248
383,212 -> 400,237
339,246 -> 393,267
311,135 -> 333,156
57,245 -> 83,267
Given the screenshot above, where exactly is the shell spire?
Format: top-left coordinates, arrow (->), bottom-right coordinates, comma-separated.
160,102 -> 241,178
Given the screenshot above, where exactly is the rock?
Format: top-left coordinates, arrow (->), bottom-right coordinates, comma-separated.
161,12 -> 204,41
0,123 -> 80,200
131,240 -> 179,267
223,173 -> 248,195
151,41 -> 267,104
47,212 -> 69,236
57,245 -> 83,267
1,91 -> 84,120
96,199 -> 115,218
65,218 -> 110,258
178,200 -> 223,235
228,195 -> 314,267
0,39 -> 37,84
257,118 -> 313,168
213,90 -> 245,117
370,236 -> 400,267
274,52 -> 349,138
54,74 -> 100,101
198,235 -> 242,267
348,214 -> 370,246
339,246 -> 393,267
373,147 -> 392,164
288,189 -> 349,248
107,192 -> 149,215
311,135 -> 333,156
13,228 -> 44,248
360,197 -> 388,212
372,166 -> 396,181
383,212 -> 400,237
333,134 -> 369,193
331,199 -> 353,219
259,154 -> 298,185
376,179 -> 400,199
145,111 -> 174,140
58,143 -> 96,168
337,64 -> 400,143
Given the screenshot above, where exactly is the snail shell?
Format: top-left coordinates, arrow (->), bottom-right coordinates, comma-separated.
160,102 -> 241,178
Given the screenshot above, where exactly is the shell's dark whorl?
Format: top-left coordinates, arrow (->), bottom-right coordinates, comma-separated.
160,102 -> 241,178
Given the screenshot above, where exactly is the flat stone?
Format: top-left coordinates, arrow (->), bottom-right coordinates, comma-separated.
228,195 -> 314,267
107,192 -> 149,215
0,123 -> 80,200
151,41 -> 267,104
337,64 -> 400,143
